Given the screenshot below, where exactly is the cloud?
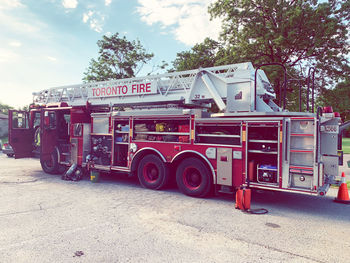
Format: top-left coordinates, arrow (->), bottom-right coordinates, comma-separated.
47,56 -> 57,62
82,10 -> 105,33
62,0 -> 78,9
9,41 -> 22,47
0,0 -> 43,36
83,10 -> 93,23
105,0 -> 112,6
0,48 -> 19,62
136,0 -> 221,46
0,0 -> 24,10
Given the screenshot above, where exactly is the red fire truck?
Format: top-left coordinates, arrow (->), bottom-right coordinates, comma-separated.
8,62 -> 348,198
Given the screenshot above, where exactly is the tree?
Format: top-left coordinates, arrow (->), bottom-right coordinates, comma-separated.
320,78 -> 350,136
0,102 -> 13,115
83,33 -> 154,82
172,38 -> 222,71
210,0 -> 348,72
173,0 -> 349,109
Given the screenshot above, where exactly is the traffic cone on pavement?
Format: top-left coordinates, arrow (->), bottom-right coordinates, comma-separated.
334,172 -> 350,204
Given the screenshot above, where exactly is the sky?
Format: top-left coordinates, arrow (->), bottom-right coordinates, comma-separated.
0,0 -> 222,108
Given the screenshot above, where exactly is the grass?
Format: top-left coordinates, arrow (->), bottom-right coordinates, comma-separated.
342,137 -> 350,154
0,135 -> 8,144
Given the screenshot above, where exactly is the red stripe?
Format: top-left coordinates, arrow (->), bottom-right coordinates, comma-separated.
290,166 -> 313,170
290,149 -> 313,153
291,133 -> 314,137
291,117 -> 314,120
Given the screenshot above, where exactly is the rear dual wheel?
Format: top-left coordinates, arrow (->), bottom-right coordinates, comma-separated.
176,158 -> 212,198
137,155 -> 212,197
137,155 -> 170,190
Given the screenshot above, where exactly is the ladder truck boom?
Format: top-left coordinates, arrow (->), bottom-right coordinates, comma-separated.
32,62 -> 277,112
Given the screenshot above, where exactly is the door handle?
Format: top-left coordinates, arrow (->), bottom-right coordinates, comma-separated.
220,156 -> 228,162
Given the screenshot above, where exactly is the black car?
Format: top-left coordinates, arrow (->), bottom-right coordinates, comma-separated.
2,142 -> 14,157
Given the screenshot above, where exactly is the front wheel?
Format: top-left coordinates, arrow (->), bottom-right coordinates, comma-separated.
40,150 -> 59,174
137,155 -> 169,190
176,158 -> 212,197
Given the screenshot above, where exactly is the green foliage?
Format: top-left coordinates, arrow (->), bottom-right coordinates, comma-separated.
83,33 -> 154,82
209,0 -> 349,97
172,38 -> 222,71
320,78 -> 350,137
172,0 -> 349,110
343,138 -> 350,154
0,135 -> 8,144
0,102 -> 13,115
209,0 -> 349,75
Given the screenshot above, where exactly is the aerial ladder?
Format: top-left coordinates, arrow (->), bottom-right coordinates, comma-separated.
32,62 -> 280,113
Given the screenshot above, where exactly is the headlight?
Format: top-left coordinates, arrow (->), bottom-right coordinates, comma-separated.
130,143 -> 137,153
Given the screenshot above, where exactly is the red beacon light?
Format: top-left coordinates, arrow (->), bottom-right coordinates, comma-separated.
322,106 -> 335,118
323,106 -> 333,113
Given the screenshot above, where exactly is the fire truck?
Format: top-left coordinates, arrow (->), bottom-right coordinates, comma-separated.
8,62 -> 348,198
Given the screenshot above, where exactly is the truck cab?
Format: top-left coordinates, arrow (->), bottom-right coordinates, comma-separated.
9,103 -> 90,175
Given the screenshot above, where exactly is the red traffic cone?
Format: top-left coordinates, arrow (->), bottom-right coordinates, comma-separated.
334,172 -> 350,204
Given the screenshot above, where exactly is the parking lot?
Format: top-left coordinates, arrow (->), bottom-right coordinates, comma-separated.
0,153 -> 349,263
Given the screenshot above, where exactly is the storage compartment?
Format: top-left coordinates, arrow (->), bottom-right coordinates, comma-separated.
247,152 -> 278,184
133,118 -> 190,143
246,123 -> 279,185
114,119 -> 129,167
290,171 -> 313,189
91,135 -> 112,165
195,124 -> 241,145
114,144 -> 128,166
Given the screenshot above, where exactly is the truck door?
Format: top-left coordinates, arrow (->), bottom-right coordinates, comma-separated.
40,109 -> 58,160
9,110 -> 34,158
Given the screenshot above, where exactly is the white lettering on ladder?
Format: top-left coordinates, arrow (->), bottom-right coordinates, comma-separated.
88,82 -> 156,98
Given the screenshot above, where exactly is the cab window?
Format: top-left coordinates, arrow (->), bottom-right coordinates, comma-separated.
12,112 -> 29,129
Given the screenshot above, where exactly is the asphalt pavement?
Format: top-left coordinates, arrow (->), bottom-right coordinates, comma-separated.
0,153 -> 349,263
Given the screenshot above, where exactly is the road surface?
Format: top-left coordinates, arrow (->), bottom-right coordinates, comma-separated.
0,153 -> 349,262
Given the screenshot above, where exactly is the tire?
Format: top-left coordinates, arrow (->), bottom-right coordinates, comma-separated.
7,154 -> 14,158
137,154 -> 169,190
176,158 -> 212,197
40,150 -> 59,174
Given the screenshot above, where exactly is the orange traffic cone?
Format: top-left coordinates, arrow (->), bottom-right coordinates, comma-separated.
334,172 -> 350,204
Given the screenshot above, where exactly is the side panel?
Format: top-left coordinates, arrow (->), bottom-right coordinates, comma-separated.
71,124 -> 91,165
217,148 -> 232,186
70,108 -> 91,166
9,110 -> 33,158
71,138 -> 78,164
